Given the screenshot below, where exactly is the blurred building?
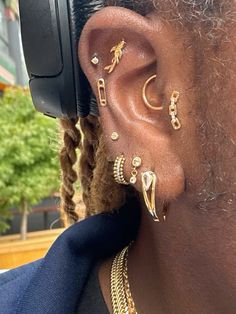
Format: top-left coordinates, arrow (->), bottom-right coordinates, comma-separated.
0,0 -> 27,91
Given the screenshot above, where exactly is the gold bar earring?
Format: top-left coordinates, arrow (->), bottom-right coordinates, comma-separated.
97,78 -> 107,107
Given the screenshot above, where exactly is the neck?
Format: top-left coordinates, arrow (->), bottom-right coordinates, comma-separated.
128,195 -> 236,314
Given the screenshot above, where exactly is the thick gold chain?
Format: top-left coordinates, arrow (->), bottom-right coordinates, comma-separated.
111,246 -> 138,314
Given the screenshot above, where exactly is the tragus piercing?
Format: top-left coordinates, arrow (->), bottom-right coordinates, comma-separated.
169,91 -> 181,130
142,75 -> 163,111
104,39 -> 126,74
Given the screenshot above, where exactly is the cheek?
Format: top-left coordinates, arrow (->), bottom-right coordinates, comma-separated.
155,152 -> 185,200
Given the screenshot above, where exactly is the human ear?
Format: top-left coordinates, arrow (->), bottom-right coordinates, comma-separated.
78,7 -> 185,203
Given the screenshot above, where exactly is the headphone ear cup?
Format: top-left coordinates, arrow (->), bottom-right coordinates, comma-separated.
67,0 -> 103,117
19,0 -> 103,118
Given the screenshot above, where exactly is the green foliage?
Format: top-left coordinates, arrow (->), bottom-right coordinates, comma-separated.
0,87 -> 60,232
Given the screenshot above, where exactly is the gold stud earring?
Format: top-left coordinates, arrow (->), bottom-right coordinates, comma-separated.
97,78 -> 107,107
141,171 -> 160,222
111,132 -> 119,141
142,75 -> 163,111
113,155 -> 129,185
104,39 -> 126,74
169,91 -> 181,130
130,156 -> 142,184
91,55 -> 99,65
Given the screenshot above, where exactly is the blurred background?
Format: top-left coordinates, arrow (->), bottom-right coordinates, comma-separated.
0,1 -> 66,269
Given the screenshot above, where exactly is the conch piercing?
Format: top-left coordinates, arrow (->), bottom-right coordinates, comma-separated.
142,75 -> 163,111
130,157 -> 142,184
169,91 -> 181,130
97,78 -> 107,107
141,171 -> 160,222
113,155 -> 129,185
91,55 -> 99,65
104,39 -> 126,74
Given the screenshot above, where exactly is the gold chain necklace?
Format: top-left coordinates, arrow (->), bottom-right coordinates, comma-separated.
111,245 -> 138,314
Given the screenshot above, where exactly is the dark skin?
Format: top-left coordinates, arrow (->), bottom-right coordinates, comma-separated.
79,6 -> 236,314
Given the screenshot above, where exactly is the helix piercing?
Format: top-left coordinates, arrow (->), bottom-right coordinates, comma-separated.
104,39 -> 126,74
91,55 -> 99,65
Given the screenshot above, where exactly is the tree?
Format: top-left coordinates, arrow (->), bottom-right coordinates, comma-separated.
0,87 -> 60,239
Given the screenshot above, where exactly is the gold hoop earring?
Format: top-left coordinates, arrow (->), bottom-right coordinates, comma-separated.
113,155 -> 129,185
141,171 -> 160,222
142,75 -> 163,111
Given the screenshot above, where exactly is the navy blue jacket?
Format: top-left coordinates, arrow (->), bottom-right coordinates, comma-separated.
0,206 -> 140,314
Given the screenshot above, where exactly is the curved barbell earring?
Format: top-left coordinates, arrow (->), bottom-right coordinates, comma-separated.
142,75 -> 163,111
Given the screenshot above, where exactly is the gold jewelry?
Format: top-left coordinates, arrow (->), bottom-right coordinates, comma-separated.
141,171 -> 160,222
97,78 -> 107,107
142,75 -> 163,111
130,156 -> 142,184
113,155 -> 129,185
111,245 -> 137,314
91,55 -> 99,65
111,132 -> 119,141
104,39 -> 126,74
169,91 -> 181,130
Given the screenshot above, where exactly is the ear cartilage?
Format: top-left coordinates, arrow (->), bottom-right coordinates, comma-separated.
97,78 -> 107,107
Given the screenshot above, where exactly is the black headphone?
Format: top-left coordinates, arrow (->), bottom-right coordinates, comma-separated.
19,0 -> 104,119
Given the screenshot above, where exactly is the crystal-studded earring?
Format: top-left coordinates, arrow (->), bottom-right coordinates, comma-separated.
130,156 -> 142,184
91,54 -> 99,65
111,132 -> 119,141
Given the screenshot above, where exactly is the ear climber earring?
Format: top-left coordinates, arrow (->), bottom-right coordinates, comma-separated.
97,78 -> 107,107
141,171 -> 160,222
104,39 -> 126,74
113,155 -> 129,185
142,75 -> 163,111
91,55 -> 99,65
130,156 -> 142,184
169,91 -> 181,130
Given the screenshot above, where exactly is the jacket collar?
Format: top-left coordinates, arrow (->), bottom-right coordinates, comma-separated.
16,204 -> 140,314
